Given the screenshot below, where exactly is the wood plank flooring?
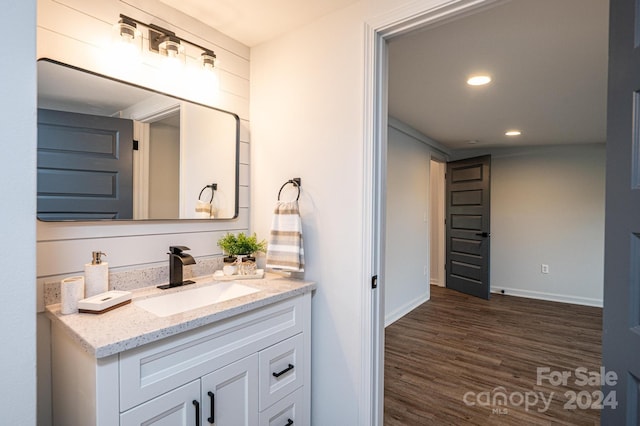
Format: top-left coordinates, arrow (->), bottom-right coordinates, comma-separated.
384,286 -> 602,425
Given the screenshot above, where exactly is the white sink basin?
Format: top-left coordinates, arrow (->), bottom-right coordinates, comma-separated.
135,282 -> 260,317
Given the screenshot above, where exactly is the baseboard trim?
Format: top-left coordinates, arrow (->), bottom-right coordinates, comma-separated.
491,286 -> 603,308
430,278 -> 444,287
385,292 -> 430,327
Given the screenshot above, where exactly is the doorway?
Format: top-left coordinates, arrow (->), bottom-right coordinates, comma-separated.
366,0 -> 608,423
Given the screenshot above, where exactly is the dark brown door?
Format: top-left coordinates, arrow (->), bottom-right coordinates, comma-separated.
445,155 -> 491,299
37,108 -> 134,220
602,0 -> 640,422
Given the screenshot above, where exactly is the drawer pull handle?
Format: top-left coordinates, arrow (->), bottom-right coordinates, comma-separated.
273,363 -> 295,378
285,419 -> 294,426
193,400 -> 200,426
207,391 -> 215,424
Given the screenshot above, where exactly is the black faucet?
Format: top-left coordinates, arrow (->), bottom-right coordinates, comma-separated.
158,246 -> 196,289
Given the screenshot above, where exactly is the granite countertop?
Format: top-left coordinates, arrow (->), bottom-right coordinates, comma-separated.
46,273 -> 315,359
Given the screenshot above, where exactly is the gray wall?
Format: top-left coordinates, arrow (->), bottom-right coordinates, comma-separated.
489,144 -> 605,305
2,1 -> 37,424
385,126 -> 432,325
387,119 -> 605,321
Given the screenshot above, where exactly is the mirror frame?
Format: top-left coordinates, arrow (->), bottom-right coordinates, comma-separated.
36,58 -> 240,222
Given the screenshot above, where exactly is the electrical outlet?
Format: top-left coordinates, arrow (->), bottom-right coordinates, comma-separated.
424,265 -> 428,276
541,264 -> 549,274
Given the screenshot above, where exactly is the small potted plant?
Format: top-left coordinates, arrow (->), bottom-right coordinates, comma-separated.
217,232 -> 266,275
234,233 -> 267,258
218,233 -> 239,275
217,233 -> 239,260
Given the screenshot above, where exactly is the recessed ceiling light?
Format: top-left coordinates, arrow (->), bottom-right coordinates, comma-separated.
468,140 -> 479,145
505,130 -> 522,136
467,75 -> 492,86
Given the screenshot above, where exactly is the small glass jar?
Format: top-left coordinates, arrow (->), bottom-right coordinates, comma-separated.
239,255 -> 257,275
222,256 -> 237,276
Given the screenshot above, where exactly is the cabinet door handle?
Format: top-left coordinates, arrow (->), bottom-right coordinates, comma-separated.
272,363 -> 295,378
193,400 -> 200,426
285,419 -> 294,426
207,391 -> 215,424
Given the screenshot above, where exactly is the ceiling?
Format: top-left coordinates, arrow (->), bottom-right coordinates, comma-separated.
162,0 -> 609,151
388,0 -> 609,150
159,0 -> 360,47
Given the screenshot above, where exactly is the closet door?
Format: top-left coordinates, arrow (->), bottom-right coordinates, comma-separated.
445,155 -> 491,299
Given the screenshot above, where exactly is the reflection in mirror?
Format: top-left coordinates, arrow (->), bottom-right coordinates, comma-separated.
36,59 -> 239,221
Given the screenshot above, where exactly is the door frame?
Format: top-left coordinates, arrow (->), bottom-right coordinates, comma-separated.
430,157 -> 446,287
362,0 -> 503,424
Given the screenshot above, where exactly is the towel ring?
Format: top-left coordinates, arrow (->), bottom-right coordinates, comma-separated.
277,178 -> 301,201
198,183 -> 217,203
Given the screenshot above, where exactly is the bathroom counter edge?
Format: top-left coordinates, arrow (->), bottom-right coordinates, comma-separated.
46,273 -> 315,358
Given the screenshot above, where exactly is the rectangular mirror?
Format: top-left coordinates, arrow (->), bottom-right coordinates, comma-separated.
37,59 -> 239,221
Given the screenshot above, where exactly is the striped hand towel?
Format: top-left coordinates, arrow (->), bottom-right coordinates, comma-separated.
265,200 -> 305,272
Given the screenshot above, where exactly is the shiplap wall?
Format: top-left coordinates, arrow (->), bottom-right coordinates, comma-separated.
36,0 -> 251,300
37,1 -> 251,422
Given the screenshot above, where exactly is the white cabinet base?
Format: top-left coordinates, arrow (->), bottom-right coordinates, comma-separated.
50,293 -> 311,426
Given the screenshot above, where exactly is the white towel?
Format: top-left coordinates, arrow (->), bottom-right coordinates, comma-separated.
195,200 -> 213,218
266,200 -> 305,272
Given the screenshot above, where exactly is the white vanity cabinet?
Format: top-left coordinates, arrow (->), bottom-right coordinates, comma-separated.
50,292 -> 311,426
121,355 -> 258,426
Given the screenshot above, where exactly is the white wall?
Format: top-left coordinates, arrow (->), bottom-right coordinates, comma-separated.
1,2 -> 37,424
250,3 -> 367,424
180,103 -> 238,219
489,144 -> 605,306
384,126 -> 431,326
148,121 -> 180,218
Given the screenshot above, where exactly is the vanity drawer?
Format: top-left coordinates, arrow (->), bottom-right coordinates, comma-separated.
259,387 -> 306,426
119,296 -> 303,411
259,333 -> 304,410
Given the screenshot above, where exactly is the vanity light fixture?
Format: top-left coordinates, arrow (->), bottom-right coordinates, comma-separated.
505,130 -> 522,136
149,27 -> 186,66
467,75 -> 492,86
201,50 -> 217,71
112,15 -> 142,58
115,14 -> 216,72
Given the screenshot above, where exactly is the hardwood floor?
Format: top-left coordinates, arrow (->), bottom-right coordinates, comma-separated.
384,286 -> 602,425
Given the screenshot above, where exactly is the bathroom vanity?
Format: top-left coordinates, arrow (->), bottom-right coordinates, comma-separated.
47,274 -> 314,426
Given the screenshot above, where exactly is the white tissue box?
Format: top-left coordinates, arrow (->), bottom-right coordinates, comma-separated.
78,290 -> 132,314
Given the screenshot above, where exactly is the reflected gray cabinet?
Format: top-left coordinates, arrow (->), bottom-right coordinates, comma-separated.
51,294 -> 310,426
